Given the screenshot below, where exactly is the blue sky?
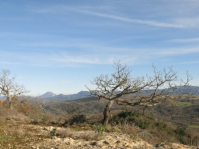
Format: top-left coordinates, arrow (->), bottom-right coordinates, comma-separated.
0,0 -> 199,96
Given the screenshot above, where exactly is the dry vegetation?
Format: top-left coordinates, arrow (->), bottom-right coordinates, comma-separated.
0,66 -> 198,148
0,100 -> 198,148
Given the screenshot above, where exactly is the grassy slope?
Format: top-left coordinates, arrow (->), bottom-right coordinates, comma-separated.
0,95 -> 199,148
43,95 -> 199,128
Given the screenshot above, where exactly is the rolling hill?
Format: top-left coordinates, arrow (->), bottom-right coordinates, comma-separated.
38,86 -> 199,101
39,91 -> 91,101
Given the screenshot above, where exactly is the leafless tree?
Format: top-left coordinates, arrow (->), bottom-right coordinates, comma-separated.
86,62 -> 193,126
0,69 -> 29,109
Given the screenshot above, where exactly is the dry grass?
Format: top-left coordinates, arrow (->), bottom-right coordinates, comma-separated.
0,108 -> 30,122
0,121 -> 49,149
4,127 -> 26,136
79,131 -> 99,141
119,122 -> 140,134
56,127 -> 99,141
56,127 -> 73,138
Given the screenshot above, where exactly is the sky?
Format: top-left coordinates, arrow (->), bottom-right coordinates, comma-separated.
0,0 -> 199,96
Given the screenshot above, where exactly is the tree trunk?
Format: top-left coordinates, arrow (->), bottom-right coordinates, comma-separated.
7,95 -> 13,109
8,101 -> 13,109
102,100 -> 114,126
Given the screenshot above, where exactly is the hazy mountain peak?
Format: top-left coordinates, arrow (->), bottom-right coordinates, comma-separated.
40,92 -> 57,98
77,91 -> 90,95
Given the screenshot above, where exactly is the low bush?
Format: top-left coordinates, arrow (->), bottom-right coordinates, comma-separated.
0,108 -> 30,122
69,114 -> 87,125
56,127 -> 73,138
155,121 -> 167,130
175,127 -> 186,136
94,124 -> 106,136
56,127 -> 99,140
111,110 -> 150,129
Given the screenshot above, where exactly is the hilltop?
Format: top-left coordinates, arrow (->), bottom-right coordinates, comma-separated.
39,91 -> 91,101
42,95 -> 199,128
0,107 -> 198,149
0,88 -> 199,148
0,121 -> 196,149
36,86 -> 199,101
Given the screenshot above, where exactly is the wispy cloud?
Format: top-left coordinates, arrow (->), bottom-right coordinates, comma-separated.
1,34 -> 199,67
174,17 -> 199,28
0,48 -> 139,66
176,61 -> 199,64
155,47 -> 199,56
31,6 -> 185,28
0,61 -> 24,66
68,8 -> 185,28
170,38 -> 199,43
51,52 -> 138,65
16,39 -> 137,53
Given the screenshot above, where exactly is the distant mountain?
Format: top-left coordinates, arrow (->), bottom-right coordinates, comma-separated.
180,86 -> 199,95
0,96 -> 5,100
39,92 -> 57,99
140,86 -> 199,95
43,91 -> 91,101
39,86 -> 199,101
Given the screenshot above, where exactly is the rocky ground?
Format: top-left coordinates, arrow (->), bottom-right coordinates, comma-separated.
0,123 -> 197,149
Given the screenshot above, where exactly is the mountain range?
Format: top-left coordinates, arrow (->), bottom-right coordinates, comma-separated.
39,92 -> 57,98
39,86 -> 199,101
39,91 -> 91,101
0,86 -> 198,101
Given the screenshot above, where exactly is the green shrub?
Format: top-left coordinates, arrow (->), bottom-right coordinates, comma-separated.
175,127 -> 186,136
155,121 -> 167,130
94,124 -> 106,136
111,110 -> 150,129
70,114 -> 86,125
50,128 -> 57,136
134,119 -> 150,129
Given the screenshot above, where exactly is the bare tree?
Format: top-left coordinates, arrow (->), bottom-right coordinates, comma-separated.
0,70 -> 29,109
86,62 -> 192,126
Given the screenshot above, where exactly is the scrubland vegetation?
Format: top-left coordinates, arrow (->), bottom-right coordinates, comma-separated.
0,96 -> 198,148
0,64 -> 199,148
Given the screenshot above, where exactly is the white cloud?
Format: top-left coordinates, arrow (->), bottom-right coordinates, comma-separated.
155,47 -> 199,56
174,17 -> 199,28
169,38 -> 199,43
0,61 -> 24,66
69,9 -> 185,28
1,43 -> 199,67
51,52 -> 138,65
31,5 -> 185,28
176,61 -> 199,64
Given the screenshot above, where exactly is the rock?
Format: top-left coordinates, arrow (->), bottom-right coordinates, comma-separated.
51,136 -> 57,140
155,143 -> 165,148
62,137 -> 74,145
43,126 -> 55,132
77,141 -> 82,147
103,141 -> 109,145
43,127 -> 48,131
90,142 -> 98,146
17,124 -> 197,149
116,140 -> 121,144
31,146 -> 39,149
